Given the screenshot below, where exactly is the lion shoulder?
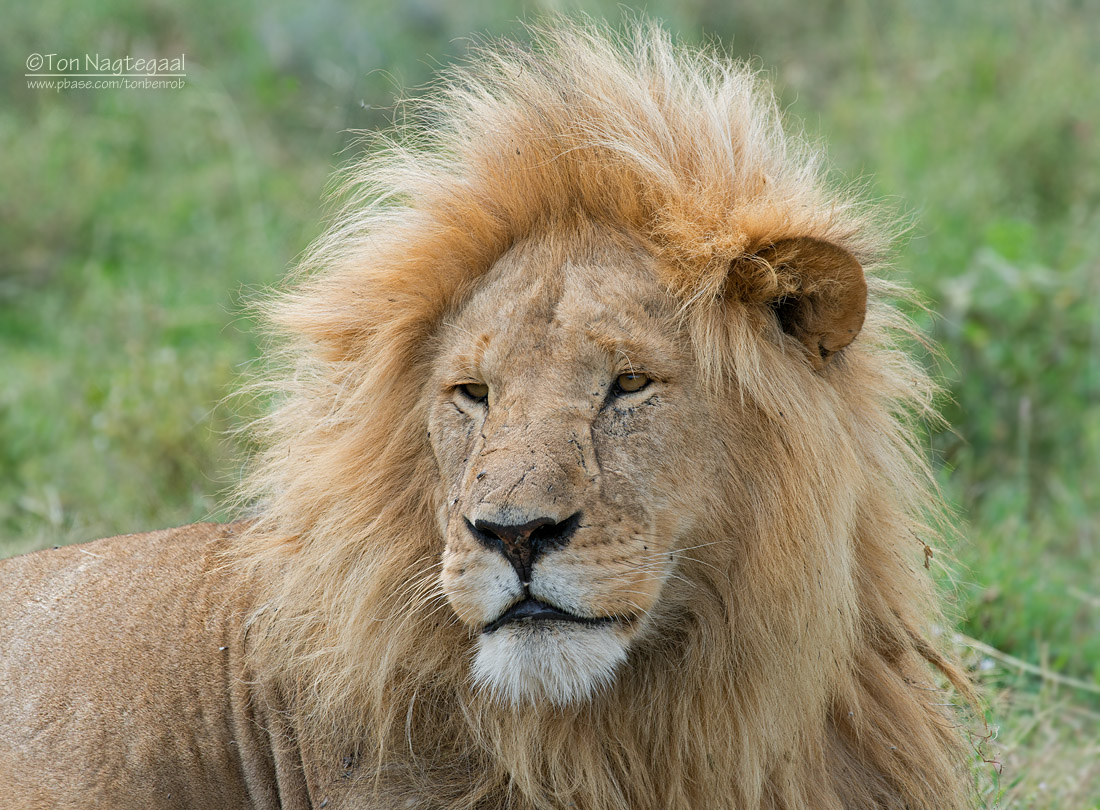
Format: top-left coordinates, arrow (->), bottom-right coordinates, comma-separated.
0,522 -> 299,808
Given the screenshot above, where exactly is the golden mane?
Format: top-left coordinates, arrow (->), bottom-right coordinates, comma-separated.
234,19 -> 974,809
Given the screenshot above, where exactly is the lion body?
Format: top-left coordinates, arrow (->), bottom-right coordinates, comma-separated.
1,21 -> 974,810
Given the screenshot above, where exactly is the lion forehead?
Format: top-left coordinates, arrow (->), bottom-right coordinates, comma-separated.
438,226 -> 686,386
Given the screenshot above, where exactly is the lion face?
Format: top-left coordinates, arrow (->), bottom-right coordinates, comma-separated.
428,225 -> 721,705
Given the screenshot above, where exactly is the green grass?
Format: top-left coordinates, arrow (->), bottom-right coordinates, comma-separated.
2,1 -> 1097,805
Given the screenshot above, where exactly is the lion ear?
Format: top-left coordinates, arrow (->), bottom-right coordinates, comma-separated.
753,237 -> 867,370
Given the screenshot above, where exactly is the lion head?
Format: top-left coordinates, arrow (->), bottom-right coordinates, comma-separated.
236,20 -> 974,810
430,222 -> 867,707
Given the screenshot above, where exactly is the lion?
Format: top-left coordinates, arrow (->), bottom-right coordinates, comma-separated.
0,20 -> 975,810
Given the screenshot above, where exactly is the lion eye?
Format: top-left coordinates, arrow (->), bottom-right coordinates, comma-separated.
459,382 -> 489,403
613,372 -> 650,394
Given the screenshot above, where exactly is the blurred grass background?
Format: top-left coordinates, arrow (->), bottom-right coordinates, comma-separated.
1,1 -> 1097,806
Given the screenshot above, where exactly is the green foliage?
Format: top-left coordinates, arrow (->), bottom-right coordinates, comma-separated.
2,0 -> 1097,804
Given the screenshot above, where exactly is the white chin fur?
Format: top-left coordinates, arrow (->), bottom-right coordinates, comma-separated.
472,623 -> 628,706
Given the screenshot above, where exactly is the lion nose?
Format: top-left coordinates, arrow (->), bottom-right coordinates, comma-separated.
465,512 -> 582,585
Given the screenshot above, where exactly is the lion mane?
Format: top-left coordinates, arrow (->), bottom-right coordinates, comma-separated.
226,20 -> 975,810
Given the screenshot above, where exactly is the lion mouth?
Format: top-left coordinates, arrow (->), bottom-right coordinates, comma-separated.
483,598 -> 617,634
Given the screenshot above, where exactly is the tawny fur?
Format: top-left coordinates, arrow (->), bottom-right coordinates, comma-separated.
233,19 -> 975,810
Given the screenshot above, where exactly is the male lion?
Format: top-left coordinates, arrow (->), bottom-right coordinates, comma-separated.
0,21 -> 975,810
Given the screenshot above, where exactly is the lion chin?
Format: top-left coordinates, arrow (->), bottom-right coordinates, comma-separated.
473,619 -> 630,706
